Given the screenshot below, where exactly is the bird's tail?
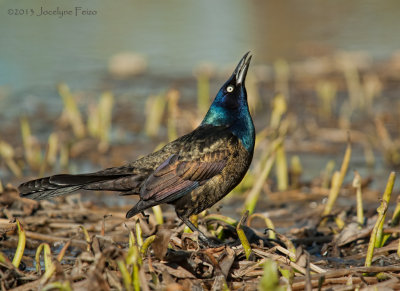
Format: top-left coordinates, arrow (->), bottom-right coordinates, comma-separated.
19,168 -> 144,200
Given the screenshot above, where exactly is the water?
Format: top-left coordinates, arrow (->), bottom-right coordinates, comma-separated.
1,0 -> 400,95
0,0 -> 399,189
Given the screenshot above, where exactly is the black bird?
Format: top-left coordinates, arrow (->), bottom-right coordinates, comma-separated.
19,53 -> 255,247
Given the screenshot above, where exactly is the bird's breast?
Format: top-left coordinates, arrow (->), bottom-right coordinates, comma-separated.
175,141 -> 252,217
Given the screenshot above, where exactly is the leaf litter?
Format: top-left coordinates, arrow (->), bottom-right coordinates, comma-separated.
2,52 -> 400,289
1,178 -> 400,290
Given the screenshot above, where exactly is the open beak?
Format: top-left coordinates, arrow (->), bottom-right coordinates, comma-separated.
234,52 -> 252,86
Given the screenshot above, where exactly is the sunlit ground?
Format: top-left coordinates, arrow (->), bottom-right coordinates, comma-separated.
1,50 -> 400,289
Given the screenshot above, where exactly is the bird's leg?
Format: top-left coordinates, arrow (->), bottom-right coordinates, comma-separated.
141,211 -> 150,224
180,217 -> 221,248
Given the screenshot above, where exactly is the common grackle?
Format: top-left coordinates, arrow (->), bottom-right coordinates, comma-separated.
19,52 -> 255,247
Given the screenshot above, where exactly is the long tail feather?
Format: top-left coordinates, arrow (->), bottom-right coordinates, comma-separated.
19,172 -> 143,200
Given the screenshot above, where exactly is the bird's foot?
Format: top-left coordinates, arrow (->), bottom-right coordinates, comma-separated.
181,216 -> 231,248
199,237 -> 225,249
198,237 -> 243,248
225,239 -> 243,247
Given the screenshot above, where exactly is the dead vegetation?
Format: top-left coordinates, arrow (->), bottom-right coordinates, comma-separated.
1,174 -> 400,291
2,51 -> 400,290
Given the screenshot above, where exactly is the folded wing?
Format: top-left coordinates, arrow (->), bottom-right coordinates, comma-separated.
141,150 -> 228,203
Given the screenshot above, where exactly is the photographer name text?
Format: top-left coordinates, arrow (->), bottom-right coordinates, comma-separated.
8,7 -> 97,17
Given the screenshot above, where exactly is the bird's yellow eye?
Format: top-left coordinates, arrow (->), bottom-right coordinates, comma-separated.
226,85 -> 234,92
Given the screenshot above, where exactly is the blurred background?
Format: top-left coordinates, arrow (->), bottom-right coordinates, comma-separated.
1,0 -> 400,209
1,0 -> 400,91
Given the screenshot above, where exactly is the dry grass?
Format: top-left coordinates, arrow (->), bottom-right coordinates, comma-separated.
2,51 -> 400,290
1,179 -> 400,290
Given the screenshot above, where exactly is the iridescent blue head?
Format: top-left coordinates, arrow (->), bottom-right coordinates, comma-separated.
201,52 -> 255,153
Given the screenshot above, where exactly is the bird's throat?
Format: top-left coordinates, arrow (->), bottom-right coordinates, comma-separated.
201,106 -> 255,153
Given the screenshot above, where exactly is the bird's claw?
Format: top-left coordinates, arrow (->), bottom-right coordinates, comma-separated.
198,237 -> 243,248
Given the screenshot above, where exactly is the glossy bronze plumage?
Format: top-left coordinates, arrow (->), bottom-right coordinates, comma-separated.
19,53 -> 255,247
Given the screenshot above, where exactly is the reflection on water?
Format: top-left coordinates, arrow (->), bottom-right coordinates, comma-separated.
0,0 -> 399,94
250,0 -> 400,63
0,0 -> 399,194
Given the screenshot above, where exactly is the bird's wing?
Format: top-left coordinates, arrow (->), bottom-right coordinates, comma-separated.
140,129 -> 234,203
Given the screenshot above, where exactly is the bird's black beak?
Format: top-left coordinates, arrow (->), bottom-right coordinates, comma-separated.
234,52 -> 252,86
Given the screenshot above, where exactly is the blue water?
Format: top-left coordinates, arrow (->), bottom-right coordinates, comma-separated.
1,0 -> 400,94
0,0 -> 399,189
